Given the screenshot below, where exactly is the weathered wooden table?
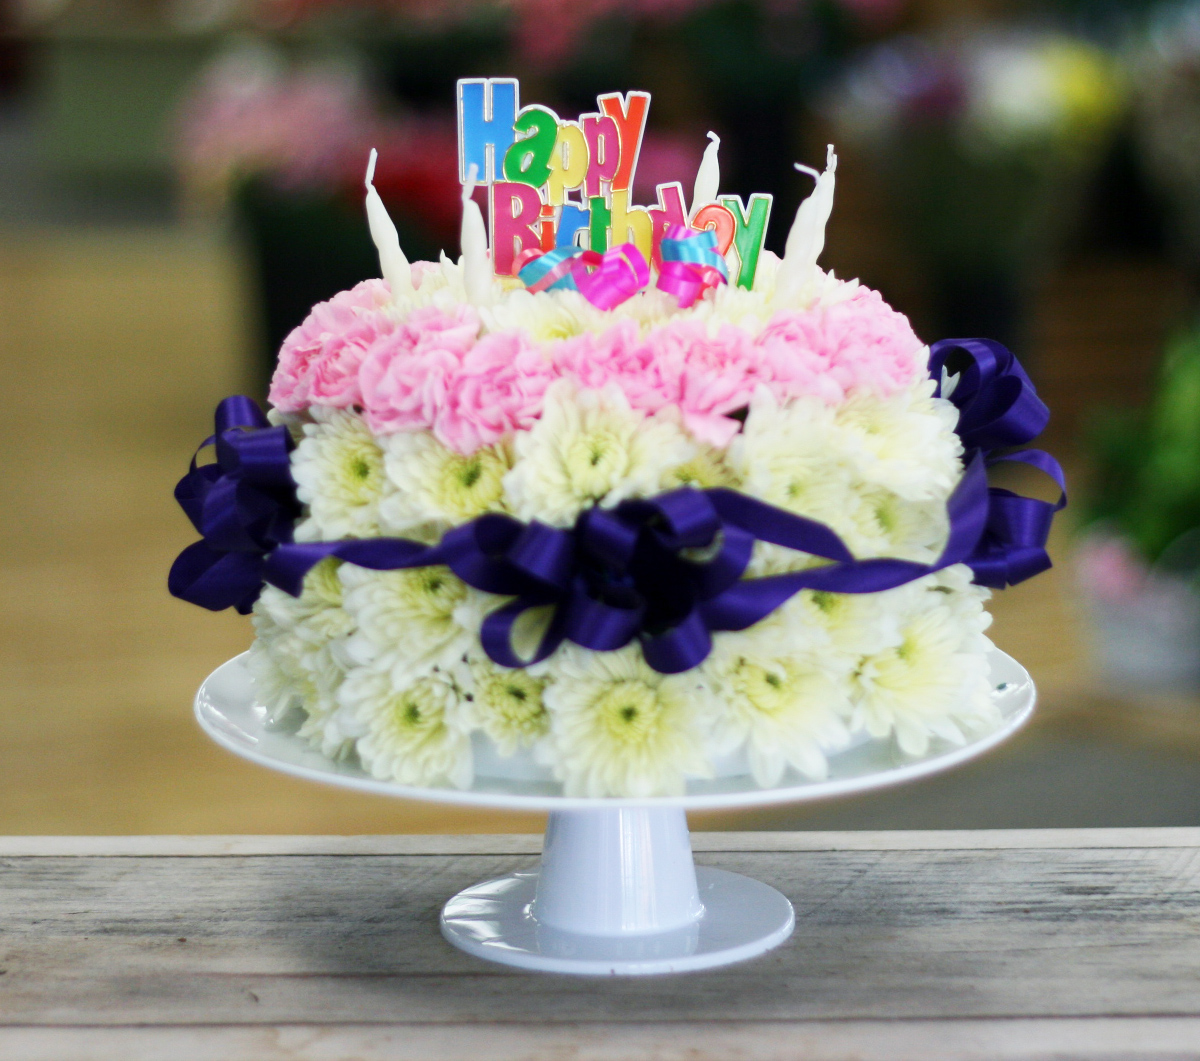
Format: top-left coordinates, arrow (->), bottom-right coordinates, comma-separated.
1,830 -> 1198,1060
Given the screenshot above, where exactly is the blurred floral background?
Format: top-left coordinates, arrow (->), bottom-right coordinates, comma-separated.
5,0 -> 1200,833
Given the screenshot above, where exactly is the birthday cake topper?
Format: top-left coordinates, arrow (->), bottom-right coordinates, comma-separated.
455,78 -> 773,289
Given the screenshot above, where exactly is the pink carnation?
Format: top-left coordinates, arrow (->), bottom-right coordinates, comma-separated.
269,279 -> 394,412
435,331 -> 555,453
650,321 -> 772,447
550,320 -> 674,415
358,303 -> 481,436
759,288 -> 923,401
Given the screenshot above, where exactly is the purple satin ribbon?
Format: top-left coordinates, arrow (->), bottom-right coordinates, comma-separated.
172,337 -> 1066,673
930,338 -> 1049,452
264,446 -> 1057,674
168,396 -> 299,614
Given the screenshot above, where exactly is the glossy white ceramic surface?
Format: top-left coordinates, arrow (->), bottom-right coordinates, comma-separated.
441,861 -> 795,975
194,645 -> 1036,812
531,808 -> 703,935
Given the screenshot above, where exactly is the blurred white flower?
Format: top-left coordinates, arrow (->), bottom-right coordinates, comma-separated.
834,382 -> 962,502
340,563 -> 476,680
467,656 -> 550,756
483,287 -> 606,341
728,386 -> 855,535
851,582 -> 1000,757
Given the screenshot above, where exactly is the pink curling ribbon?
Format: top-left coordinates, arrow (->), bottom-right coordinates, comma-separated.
572,242 -> 650,310
657,224 -> 729,308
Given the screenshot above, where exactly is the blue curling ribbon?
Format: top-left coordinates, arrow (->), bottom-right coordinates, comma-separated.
168,396 -> 300,614
173,338 -> 1066,672
659,227 -> 729,280
517,247 -> 580,293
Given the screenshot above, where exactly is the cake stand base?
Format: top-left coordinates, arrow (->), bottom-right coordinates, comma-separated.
440,807 -> 794,976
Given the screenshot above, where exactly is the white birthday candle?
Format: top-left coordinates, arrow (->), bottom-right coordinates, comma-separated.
461,163 -> 493,306
774,144 -> 838,307
690,131 -> 721,219
364,148 -> 412,302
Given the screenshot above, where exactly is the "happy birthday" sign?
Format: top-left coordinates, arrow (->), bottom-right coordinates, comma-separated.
456,78 -> 772,288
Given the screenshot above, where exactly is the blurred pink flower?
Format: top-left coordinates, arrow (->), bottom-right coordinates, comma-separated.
1076,534 -> 1149,603
758,288 -> 922,401
177,56 -> 375,193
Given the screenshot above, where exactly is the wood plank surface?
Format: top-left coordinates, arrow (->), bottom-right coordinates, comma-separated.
1,831 -> 1198,1059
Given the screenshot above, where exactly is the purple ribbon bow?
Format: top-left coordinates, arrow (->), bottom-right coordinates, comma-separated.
930,338 -> 1050,452
168,396 -> 300,614
929,337 -> 1065,587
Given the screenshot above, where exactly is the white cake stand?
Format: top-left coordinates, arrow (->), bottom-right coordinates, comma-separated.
195,647 -> 1035,976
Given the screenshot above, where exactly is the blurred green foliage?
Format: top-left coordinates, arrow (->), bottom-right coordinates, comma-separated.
1085,322 -> 1200,563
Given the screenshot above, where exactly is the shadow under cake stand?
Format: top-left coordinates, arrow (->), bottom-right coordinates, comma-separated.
195,647 -> 1035,976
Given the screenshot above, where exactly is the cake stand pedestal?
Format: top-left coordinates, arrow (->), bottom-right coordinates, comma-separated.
440,806 -> 794,974
194,646 -> 1035,977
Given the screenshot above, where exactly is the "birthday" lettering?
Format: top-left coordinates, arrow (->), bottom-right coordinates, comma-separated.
457,78 -> 771,288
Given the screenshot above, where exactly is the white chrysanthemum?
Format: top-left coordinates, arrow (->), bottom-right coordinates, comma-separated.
504,380 -> 697,527
704,625 -> 852,786
540,643 -> 712,797
732,386 -> 955,564
267,406 -> 310,442
249,561 -> 359,755
926,563 -> 994,653
834,382 -> 963,502
780,584 -> 903,666
343,664 -> 474,788
340,563 -> 476,680
483,287 -> 606,340
467,656 -> 550,756
247,622 -> 313,721
838,487 -> 950,563
380,431 -> 511,535
612,286 -> 685,331
256,558 -> 355,645
851,585 -> 1000,757
728,386 -> 857,532
291,407 -> 393,541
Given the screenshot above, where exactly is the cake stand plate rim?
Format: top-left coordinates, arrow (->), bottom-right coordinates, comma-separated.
193,645 -> 1035,811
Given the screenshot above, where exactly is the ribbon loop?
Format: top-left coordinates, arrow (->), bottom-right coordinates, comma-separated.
573,242 -> 650,310
929,337 -> 1049,452
168,396 -> 299,614
657,225 -> 729,308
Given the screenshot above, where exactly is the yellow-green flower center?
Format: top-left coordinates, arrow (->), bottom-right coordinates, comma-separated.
477,669 -> 549,743
733,660 -> 795,718
565,429 -> 629,499
337,439 -> 384,501
594,679 -> 659,744
433,447 -> 507,520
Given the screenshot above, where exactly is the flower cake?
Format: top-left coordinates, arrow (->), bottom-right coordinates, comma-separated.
170,87 -> 1062,798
